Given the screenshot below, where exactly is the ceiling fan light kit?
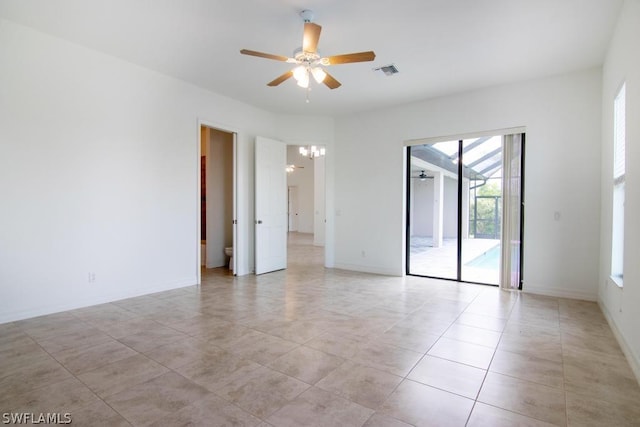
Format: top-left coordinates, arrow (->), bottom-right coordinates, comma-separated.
311,66 -> 327,84
240,9 -> 376,97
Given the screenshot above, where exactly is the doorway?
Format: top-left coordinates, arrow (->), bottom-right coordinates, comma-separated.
200,125 -> 236,274
406,133 -> 524,287
253,138 -> 327,275
286,144 -> 326,267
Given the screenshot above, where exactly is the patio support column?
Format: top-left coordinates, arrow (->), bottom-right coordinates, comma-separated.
461,178 -> 470,239
432,171 -> 443,247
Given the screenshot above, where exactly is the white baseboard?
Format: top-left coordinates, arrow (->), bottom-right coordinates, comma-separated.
333,262 -> 402,277
523,284 -> 597,301
599,301 -> 640,384
0,277 -> 197,324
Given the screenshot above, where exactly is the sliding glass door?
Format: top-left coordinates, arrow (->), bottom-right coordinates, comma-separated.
406,140 -> 459,280
406,134 -> 524,287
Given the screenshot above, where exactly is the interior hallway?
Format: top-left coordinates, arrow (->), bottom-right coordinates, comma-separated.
1,234 -> 639,426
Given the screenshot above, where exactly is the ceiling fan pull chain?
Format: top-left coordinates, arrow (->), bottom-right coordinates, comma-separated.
306,86 -> 310,103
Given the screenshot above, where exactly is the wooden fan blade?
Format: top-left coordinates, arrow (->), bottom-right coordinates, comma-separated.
323,71 -> 341,89
303,23 -> 322,53
240,49 -> 290,62
267,70 -> 294,87
326,51 -> 376,65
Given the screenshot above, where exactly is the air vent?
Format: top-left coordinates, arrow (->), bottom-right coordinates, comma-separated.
374,64 -> 399,76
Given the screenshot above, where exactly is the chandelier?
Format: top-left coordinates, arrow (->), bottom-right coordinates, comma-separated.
299,145 -> 325,159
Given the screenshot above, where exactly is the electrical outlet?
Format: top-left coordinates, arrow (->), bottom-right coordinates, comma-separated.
361,250 -> 366,258
88,272 -> 96,283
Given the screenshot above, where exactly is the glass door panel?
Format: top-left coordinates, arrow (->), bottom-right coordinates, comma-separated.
407,141 -> 459,279
460,137 -> 502,285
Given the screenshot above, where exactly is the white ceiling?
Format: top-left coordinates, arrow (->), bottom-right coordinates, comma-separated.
0,0 -> 623,116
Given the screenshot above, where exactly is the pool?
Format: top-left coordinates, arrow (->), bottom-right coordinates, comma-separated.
466,245 -> 501,270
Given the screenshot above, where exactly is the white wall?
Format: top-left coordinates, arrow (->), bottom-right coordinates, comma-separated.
411,178 -> 458,239
286,145 -> 314,233
0,19 -> 277,322
599,0 -> 640,381
335,68 -> 603,295
411,178 -> 434,237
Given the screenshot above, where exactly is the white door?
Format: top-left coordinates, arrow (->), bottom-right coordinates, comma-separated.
255,136 -> 287,274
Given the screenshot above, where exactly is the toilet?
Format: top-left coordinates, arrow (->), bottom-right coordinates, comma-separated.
224,247 -> 233,270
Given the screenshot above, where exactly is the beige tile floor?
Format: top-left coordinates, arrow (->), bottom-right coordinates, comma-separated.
1,233 -> 639,426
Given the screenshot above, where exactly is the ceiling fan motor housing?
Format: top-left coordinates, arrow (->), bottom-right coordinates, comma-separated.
293,47 -> 320,64
300,10 -> 315,22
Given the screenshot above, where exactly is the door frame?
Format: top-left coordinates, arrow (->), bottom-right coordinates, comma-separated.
404,127 -> 525,286
197,119 -> 238,282
284,143 -> 328,255
288,185 -> 299,232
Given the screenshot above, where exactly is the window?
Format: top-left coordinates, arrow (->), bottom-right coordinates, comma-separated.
611,83 -> 625,287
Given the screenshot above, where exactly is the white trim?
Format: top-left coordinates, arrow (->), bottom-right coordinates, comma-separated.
196,118 -> 241,280
613,82 -> 626,179
232,132 -> 238,274
609,274 -> 624,288
334,263 -> 402,277
0,278 -> 197,324
523,285 -> 597,301
405,127 -> 527,146
599,301 -> 640,384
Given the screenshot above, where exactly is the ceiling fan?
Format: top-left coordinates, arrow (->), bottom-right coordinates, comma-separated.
240,10 -> 375,90
412,171 -> 434,181
286,164 -> 305,173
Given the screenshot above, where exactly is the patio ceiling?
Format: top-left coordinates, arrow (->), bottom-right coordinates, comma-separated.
411,136 -> 503,181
